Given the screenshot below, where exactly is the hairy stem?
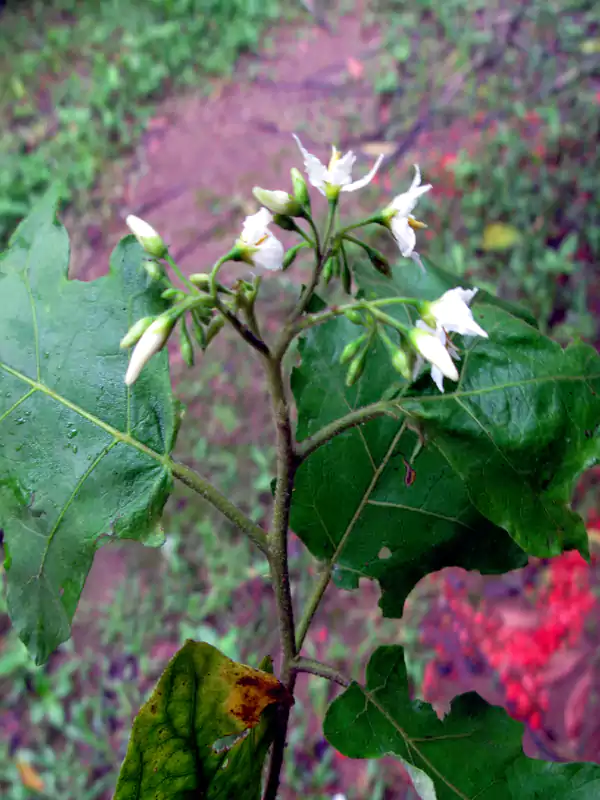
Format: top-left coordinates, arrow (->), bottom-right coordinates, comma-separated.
292,657 -> 351,687
169,459 -> 269,555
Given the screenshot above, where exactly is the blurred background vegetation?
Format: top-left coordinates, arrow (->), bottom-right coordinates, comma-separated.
1,0 -> 599,797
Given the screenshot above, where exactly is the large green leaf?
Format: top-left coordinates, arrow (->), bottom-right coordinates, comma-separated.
290,313 -> 526,617
324,645 -> 600,799
0,191 -> 176,663
115,641 -> 291,800
355,256 -> 600,556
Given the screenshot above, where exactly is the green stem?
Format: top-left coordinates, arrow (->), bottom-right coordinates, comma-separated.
209,252 -> 235,298
336,213 -> 385,238
165,253 -> 199,294
290,200 -> 337,323
214,297 -> 270,356
292,657 -> 351,687
169,459 -> 269,555
296,400 -> 396,463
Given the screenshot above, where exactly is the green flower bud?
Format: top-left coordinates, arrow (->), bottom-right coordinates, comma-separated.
161,288 -> 185,302
339,335 -> 366,365
340,245 -> 352,294
179,318 -> 195,367
290,167 -> 310,209
391,348 -> 413,380
189,273 -> 211,290
143,259 -> 164,281
365,245 -> 391,277
272,213 -> 297,232
343,309 -> 364,326
282,242 -> 309,270
190,311 -> 207,349
125,314 -> 175,386
345,350 -> 367,387
253,187 -> 303,217
120,316 -> 154,349
322,255 -> 338,285
205,315 -> 225,346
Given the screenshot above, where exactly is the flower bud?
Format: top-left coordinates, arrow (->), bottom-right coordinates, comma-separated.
322,255 -> 338,285
179,318 -> 195,368
143,259 -> 164,281
189,273 -> 211,290
340,251 -> 352,294
343,309 -> 364,326
339,336 -> 366,365
290,167 -> 310,209
364,245 -> 391,277
126,214 -> 168,259
252,187 -> 302,217
125,314 -> 175,386
282,242 -> 308,270
190,311 -> 207,349
345,350 -> 367,387
272,213 -> 297,232
161,288 -> 185,302
120,316 -> 154,349
390,348 -> 412,380
205,315 -> 225,346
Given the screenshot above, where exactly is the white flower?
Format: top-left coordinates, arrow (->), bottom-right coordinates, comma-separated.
423,287 -> 488,338
237,208 -> 285,271
125,315 -> 174,386
252,187 -> 302,216
293,134 -> 383,198
125,214 -> 167,258
384,165 -> 432,258
410,321 -> 459,393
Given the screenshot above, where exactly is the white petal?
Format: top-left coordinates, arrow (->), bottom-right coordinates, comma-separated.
126,214 -> 159,240
390,216 -> 417,257
430,287 -> 488,337
431,365 -> 445,393
241,208 -> 273,245
328,149 -> 356,187
293,134 -> 328,194
412,329 -> 459,381
252,234 -> 285,271
342,154 -> 385,192
410,164 -> 422,191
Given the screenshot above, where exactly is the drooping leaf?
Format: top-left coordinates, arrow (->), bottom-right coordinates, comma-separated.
356,258 -> 600,557
291,312 -> 526,618
0,190 -> 177,663
324,645 -> 600,799
115,641 -> 291,800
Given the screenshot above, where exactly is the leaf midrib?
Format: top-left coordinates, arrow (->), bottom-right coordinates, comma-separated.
0,361 -> 169,468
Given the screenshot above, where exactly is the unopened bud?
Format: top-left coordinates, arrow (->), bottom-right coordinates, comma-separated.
189,273 -> 211,290
282,243 -> 309,270
343,309 -> 364,326
120,316 -> 154,349
205,315 -> 226,346
365,245 -> 391,277
126,214 -> 168,258
345,350 -> 367,387
179,318 -> 195,367
125,314 -> 175,386
391,348 -> 412,380
322,255 -> 338,285
190,311 -> 207,349
272,213 -> 297,232
143,259 -> 164,281
339,336 -> 366,365
161,288 -> 185,302
340,252 -> 352,294
290,167 -> 310,209
253,187 -> 302,217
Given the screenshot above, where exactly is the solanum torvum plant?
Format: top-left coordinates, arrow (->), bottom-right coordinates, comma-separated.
1,133 -> 599,799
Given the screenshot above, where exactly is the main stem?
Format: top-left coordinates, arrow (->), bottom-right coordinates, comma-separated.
263,355 -> 298,800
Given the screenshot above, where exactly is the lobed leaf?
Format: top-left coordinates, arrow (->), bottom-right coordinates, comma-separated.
0,190 -> 177,663
324,645 -> 600,799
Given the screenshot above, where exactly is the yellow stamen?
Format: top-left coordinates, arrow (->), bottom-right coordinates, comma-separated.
327,145 -> 341,171
408,217 -> 428,230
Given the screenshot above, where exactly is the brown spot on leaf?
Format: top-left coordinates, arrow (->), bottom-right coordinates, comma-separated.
224,667 -> 293,728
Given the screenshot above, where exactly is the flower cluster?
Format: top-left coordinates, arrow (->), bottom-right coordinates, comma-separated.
121,134 -> 488,391
420,551 -> 596,736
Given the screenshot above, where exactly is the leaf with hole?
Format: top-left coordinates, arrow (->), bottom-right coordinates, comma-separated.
0,190 -> 177,664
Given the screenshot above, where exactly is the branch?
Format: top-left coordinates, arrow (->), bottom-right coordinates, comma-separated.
169,459 -> 269,555
292,657 -> 351,688
297,400 -> 399,463
216,300 -> 271,357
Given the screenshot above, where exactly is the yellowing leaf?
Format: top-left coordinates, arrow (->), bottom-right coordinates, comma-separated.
115,640 -> 292,800
16,760 -> 44,792
481,222 -> 522,251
